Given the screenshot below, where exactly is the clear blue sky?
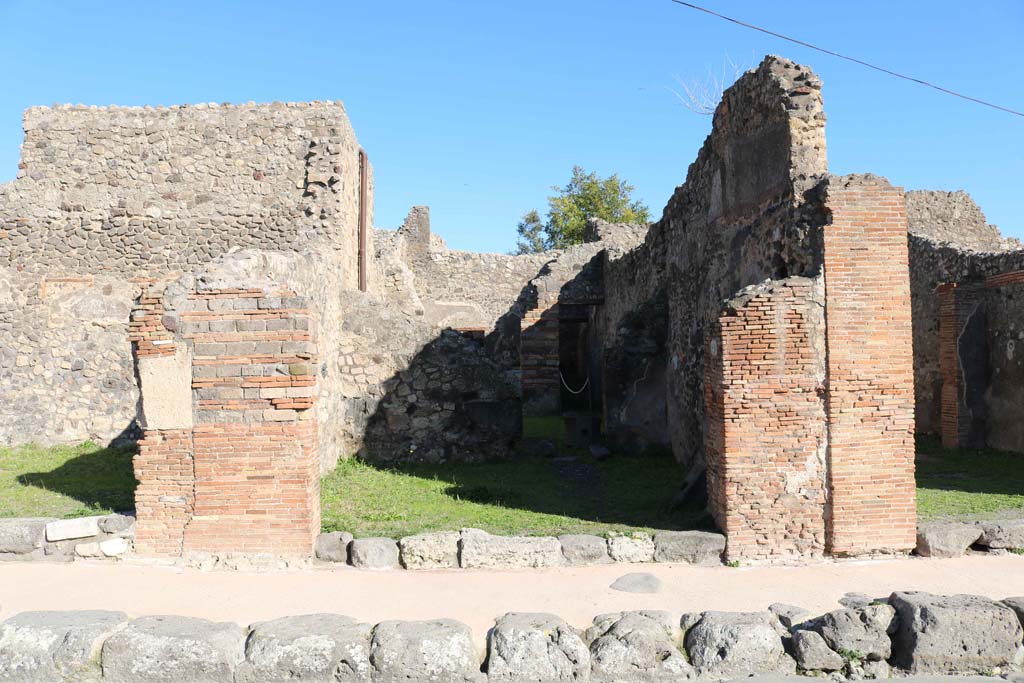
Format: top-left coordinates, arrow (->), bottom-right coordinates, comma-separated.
1,1 -> 1021,252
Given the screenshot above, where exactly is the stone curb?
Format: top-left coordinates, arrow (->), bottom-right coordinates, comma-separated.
0,591 -> 1020,681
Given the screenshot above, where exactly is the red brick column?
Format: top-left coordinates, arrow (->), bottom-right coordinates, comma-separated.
705,278 -> 828,562
822,176 -> 916,556
131,287 -> 320,556
521,292 -> 561,416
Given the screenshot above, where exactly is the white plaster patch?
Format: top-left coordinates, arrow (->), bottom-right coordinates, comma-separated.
137,344 -> 193,430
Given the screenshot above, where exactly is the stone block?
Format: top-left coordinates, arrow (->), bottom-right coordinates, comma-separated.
652,530 -> 725,565
98,513 -> 136,535
137,344 -> 193,430
915,522 -> 982,558
458,529 -> 563,569
399,532 -> 459,569
1003,597 -> 1024,627
99,537 -> 130,557
768,603 -> 809,630
349,538 -> 399,570
315,531 -> 353,563
45,516 -> 101,542
0,610 -> 128,682
609,572 -> 662,594
793,629 -> 844,672
815,604 -> 896,661
606,533 -> 654,563
369,620 -> 479,683
978,520 -> 1024,550
683,611 -> 794,679
587,611 -> 693,682
557,535 -> 610,566
101,615 -> 245,682
889,591 -> 1024,674
75,542 -> 103,558
236,614 -> 371,683
0,518 -> 49,554
487,613 -> 589,682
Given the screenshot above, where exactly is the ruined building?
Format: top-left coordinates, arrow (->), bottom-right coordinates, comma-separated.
1,56 -> 1021,561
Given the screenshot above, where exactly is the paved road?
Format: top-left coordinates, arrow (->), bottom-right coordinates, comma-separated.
1,553 -> 1022,651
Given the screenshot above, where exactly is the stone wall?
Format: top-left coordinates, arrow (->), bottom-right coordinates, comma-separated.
2,592 -> 1022,681
906,189 -> 1019,252
0,101 -> 371,449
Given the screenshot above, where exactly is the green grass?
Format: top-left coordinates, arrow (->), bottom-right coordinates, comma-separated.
915,435 -> 1024,520
0,441 -> 138,519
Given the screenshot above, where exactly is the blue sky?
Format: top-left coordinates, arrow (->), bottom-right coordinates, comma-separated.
1,1 -> 1021,252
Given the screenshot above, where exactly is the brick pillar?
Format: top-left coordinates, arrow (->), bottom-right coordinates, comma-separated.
705,278 -> 829,562
938,282 -> 987,449
131,286 -> 320,556
521,292 -> 561,416
822,176 -> 916,556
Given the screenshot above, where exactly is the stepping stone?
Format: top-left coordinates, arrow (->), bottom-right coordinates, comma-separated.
610,572 -> 662,593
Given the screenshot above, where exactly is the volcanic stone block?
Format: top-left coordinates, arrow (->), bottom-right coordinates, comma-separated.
915,522 -> 982,558
793,630 -> 845,672
652,531 -> 725,565
0,519 -> 49,554
314,531 -> 353,563
588,611 -> 693,682
606,533 -> 654,563
101,615 -> 245,682
458,529 -> 563,569
0,610 -> 128,682
45,517 -> 101,542
557,535 -> 611,566
236,614 -> 371,683
368,620 -> 479,683
815,604 -> 896,661
683,612 -> 794,679
487,613 -> 589,683
349,538 -> 399,570
399,532 -> 460,569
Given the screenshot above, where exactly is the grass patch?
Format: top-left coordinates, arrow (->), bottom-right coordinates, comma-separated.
916,435 -> 1024,520
320,451 -> 698,538
0,442 -> 137,519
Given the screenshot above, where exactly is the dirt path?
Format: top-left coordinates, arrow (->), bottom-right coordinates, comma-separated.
2,555 -> 1023,651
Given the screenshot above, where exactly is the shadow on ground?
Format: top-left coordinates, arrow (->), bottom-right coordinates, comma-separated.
915,435 -> 1024,520
14,443 -> 138,516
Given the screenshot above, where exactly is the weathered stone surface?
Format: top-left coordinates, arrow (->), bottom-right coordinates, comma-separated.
792,629 -> 844,672
558,535 -> 611,566
315,531 -> 353,563
1003,597 -> 1024,627
74,542 -> 104,558
0,610 -> 128,682
45,517 -> 101,542
399,532 -> 460,569
98,513 -> 136,535
978,520 -> 1024,550
349,538 -> 399,570
838,593 -> 873,609
101,615 -> 245,682
683,611 -> 794,679
915,522 -> 982,558
606,533 -> 654,563
768,603 -> 809,630
487,613 -> 589,682
815,604 -> 896,661
889,591 -> 1024,673
609,572 -> 662,594
652,530 -> 725,565
0,518 -> 49,554
99,537 -> 130,557
369,619 -> 479,683
458,529 -> 563,569
588,611 -> 694,682
235,614 -> 371,683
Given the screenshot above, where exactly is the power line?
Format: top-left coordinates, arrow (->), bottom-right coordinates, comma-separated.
668,0 -> 1024,118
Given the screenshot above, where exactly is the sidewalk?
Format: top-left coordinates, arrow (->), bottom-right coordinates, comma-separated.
2,554 -> 1023,649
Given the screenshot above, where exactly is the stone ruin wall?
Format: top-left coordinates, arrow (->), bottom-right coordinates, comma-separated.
0,101 -> 371,459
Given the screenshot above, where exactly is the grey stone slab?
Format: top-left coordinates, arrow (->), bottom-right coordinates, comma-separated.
236,614 -> 371,683
0,518 -> 49,554
45,517 -> 101,542
653,530 -> 725,565
588,612 -> 694,682
349,538 -> 399,570
558,534 -> 611,566
815,604 -> 896,661
487,613 -> 589,683
0,610 -> 128,682
978,520 -> 1024,550
399,532 -> 460,569
458,529 -> 563,569
792,629 -> 844,672
683,612 -> 795,679
314,531 -> 353,563
101,615 -> 245,683
369,619 -> 480,683
915,522 -> 983,558
610,572 -> 662,594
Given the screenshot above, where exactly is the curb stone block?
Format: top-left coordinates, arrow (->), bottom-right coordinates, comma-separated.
45,517 -> 102,542
652,530 -> 725,565
768,603 -> 810,630
369,620 -> 480,683
487,613 -> 590,682
889,591 -> 1024,674
315,531 -> 353,563
1003,597 -> 1024,627
98,514 -> 136,535
915,522 -> 983,558
101,615 -> 245,683
585,611 -> 680,644
399,532 -> 460,569
74,542 -> 104,558
792,629 -> 845,672
587,612 -> 694,682
683,611 -> 795,679
606,533 -> 654,563
557,534 -> 611,566
99,537 -> 130,557
815,604 -> 896,661
0,610 -> 128,682
458,529 -> 563,569
349,538 -> 399,570
235,614 -> 372,683
978,520 -> 1024,550
0,519 -> 50,554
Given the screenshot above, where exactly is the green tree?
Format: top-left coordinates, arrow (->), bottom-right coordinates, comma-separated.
515,166 -> 650,254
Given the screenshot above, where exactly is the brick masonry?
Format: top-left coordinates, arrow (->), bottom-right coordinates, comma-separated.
705,278 -> 828,562
822,176 -> 917,556
132,286 -> 320,556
